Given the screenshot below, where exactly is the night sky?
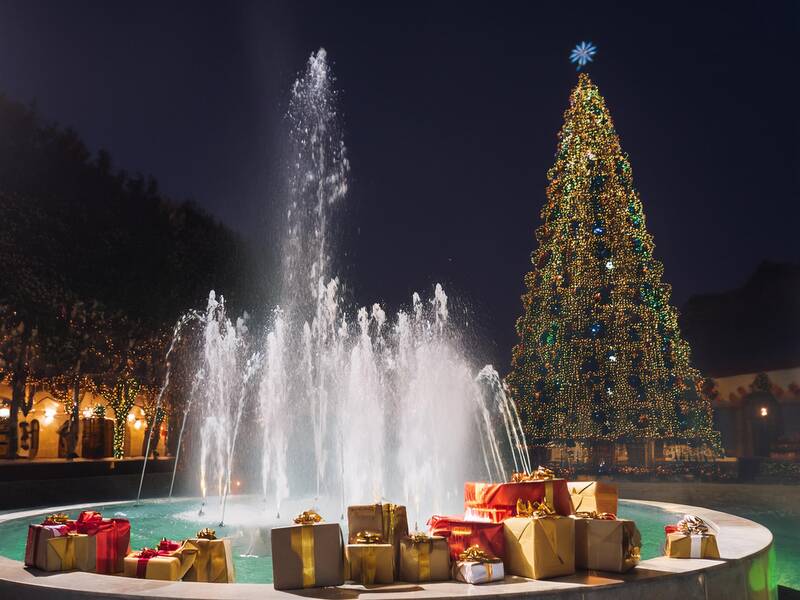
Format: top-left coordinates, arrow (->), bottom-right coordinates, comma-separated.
0,1 -> 797,368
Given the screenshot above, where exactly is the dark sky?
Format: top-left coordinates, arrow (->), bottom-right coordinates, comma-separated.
0,0 -> 797,368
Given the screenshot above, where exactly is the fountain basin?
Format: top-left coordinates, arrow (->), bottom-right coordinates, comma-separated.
0,498 -> 775,598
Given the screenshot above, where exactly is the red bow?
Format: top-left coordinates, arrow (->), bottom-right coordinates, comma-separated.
135,547 -> 171,578
158,539 -> 180,552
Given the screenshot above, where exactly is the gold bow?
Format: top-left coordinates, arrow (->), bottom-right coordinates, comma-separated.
196,528 -> 217,540
459,545 -> 497,563
511,465 -> 555,482
354,530 -> 383,544
407,531 -> 431,544
676,515 -> 708,535
575,511 -> 617,520
294,510 -> 323,525
44,513 -> 70,524
516,498 -> 555,518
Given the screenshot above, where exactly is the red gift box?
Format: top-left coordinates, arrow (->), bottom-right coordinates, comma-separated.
74,511 -> 131,574
427,515 -> 505,560
464,479 -> 573,520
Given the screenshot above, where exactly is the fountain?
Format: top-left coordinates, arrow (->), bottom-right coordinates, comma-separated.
169,48 -> 529,529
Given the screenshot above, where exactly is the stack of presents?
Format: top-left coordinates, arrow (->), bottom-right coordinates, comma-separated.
271,466 -> 722,590
24,512 -> 234,583
22,467 -> 720,588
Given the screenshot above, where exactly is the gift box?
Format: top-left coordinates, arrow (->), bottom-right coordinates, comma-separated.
504,509 -> 575,579
573,513 -> 640,572
345,531 -> 394,585
452,545 -> 504,584
73,511 -> 131,574
427,515 -> 505,561
664,515 -> 720,559
183,528 -> 235,583
347,503 -> 408,572
271,510 -> 345,590
25,515 -> 76,571
568,481 -> 618,515
465,468 -> 573,521
398,533 -> 450,582
123,540 -> 198,581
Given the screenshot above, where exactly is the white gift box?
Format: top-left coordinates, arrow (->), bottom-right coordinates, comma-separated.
453,559 -> 504,584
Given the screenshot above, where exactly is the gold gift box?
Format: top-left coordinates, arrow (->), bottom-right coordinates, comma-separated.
665,531 -> 720,559
123,542 -> 198,581
503,516 -> 575,580
43,535 -> 78,572
183,537 -> 235,583
399,535 -> 450,582
568,481 -> 618,515
573,516 -> 640,572
346,543 -> 394,585
347,503 -> 408,573
271,521 -> 345,590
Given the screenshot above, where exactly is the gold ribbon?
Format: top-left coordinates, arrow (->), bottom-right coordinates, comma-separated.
196,528 -> 217,540
290,510 -> 319,588
354,530 -> 383,544
294,510 -> 323,525
575,511 -> 616,520
44,513 -> 70,525
458,545 -> 496,562
511,467 -> 555,512
517,498 -> 555,518
459,545 -> 499,583
511,465 -> 555,482
352,531 -> 382,585
407,532 -> 432,581
676,515 -> 709,535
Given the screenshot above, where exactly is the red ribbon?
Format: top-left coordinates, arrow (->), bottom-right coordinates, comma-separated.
134,548 -> 171,579
73,512 -> 131,573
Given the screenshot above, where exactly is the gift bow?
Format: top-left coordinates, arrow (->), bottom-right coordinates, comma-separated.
196,528 -> 217,540
512,465 -> 555,482
354,530 -> 384,544
159,538 -> 181,552
459,545 -> 497,563
294,510 -> 322,525
407,531 -> 432,544
575,511 -> 617,520
676,515 -> 709,535
43,513 -> 70,525
516,498 -> 555,518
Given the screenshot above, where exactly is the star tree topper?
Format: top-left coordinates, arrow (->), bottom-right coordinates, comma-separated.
570,41 -> 597,70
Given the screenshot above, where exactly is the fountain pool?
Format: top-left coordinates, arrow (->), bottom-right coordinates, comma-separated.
0,498 -> 678,584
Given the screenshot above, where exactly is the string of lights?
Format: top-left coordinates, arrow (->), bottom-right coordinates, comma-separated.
506,74 -> 721,453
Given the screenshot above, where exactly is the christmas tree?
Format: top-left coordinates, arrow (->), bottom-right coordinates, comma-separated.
507,73 -> 721,457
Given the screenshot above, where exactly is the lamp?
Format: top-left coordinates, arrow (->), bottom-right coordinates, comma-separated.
760,407 -> 768,417
127,412 -> 135,422
82,407 -> 93,419
0,407 -> 10,419
44,408 -> 56,425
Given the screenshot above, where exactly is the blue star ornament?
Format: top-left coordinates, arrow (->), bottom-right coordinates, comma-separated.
570,41 -> 597,70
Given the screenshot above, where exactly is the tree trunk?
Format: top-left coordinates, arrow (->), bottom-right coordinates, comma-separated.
6,329 -> 31,459
7,370 -> 26,459
65,366 -> 81,459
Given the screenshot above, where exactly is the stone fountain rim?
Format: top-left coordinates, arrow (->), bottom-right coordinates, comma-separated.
0,498 -> 774,600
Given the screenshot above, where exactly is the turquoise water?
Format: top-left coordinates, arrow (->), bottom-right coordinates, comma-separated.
2,498 -> 792,588
0,499 -> 679,584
